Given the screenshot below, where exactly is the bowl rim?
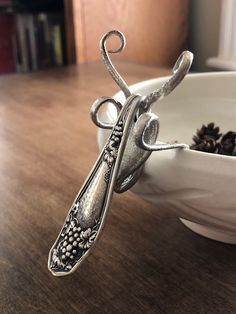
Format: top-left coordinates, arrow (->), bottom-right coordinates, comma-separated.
111,71 -> 236,162
126,71 -> 236,94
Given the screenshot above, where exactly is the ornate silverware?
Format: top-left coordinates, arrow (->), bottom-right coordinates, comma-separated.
48,30 -> 193,276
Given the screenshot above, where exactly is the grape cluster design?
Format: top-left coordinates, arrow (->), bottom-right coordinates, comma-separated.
110,121 -> 123,144
58,218 -> 98,270
61,225 -> 81,262
50,204 -> 99,272
104,120 -> 123,166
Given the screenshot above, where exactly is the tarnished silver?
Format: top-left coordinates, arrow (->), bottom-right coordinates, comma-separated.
100,30 -> 131,98
48,30 -> 193,276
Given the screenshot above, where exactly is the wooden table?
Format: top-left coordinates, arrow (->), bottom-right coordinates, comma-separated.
0,62 -> 235,314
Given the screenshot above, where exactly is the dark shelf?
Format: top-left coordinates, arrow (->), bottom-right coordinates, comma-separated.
0,0 -> 69,74
0,0 -> 64,14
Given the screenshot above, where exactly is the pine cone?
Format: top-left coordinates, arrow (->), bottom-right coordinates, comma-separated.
218,131 -> 236,156
196,122 -> 222,141
190,123 -> 221,153
191,137 -> 219,153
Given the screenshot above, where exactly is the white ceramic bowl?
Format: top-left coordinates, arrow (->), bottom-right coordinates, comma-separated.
98,72 -> 236,244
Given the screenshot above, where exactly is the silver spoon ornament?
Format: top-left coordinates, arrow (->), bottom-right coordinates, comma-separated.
48,30 -> 193,276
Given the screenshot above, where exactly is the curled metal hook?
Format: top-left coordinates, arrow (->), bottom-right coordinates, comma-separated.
144,50 -> 193,108
97,31 -> 193,132
135,112 -> 189,151
135,50 -> 192,151
91,96 -> 122,129
100,30 -> 131,98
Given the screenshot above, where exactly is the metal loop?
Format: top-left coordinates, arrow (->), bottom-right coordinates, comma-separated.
144,50 -> 193,108
135,112 -> 189,152
134,112 -> 159,150
90,96 -> 122,129
100,30 -> 131,98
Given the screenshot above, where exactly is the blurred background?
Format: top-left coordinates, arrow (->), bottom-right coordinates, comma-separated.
0,0 -> 234,75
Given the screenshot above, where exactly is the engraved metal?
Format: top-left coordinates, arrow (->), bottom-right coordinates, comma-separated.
48,95 -> 145,276
48,30 -> 193,276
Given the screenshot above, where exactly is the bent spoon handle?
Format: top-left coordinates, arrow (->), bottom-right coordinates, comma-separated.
48,95 -> 141,276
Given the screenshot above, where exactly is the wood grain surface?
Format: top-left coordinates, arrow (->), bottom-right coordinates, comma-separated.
0,62 -> 235,314
72,0 -> 189,66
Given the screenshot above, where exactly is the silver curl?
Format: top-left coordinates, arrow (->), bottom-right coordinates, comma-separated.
90,96 -> 122,130
134,113 -> 189,152
100,30 -> 131,98
144,50 -> 193,108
